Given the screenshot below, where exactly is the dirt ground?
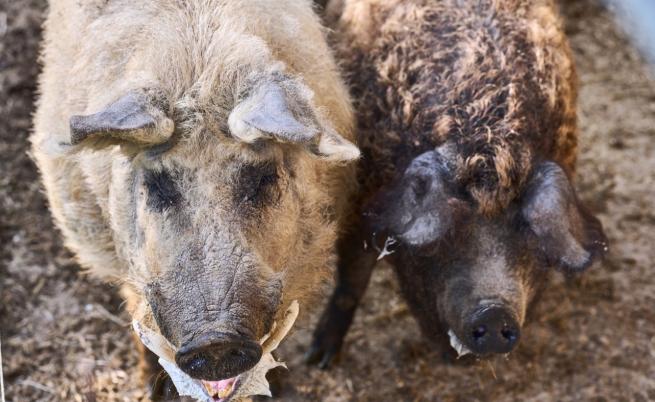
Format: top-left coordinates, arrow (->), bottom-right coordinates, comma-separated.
1,0 -> 654,401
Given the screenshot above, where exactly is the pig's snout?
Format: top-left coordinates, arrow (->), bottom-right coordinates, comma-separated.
463,305 -> 520,355
175,331 -> 262,381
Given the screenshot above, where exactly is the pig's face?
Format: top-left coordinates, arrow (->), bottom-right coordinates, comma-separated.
365,148 -> 607,357
68,75 -> 358,383
130,145 -> 297,378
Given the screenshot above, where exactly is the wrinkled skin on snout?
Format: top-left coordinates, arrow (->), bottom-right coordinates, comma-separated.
65,78 -> 358,387
364,148 -> 608,357
133,151 -> 287,380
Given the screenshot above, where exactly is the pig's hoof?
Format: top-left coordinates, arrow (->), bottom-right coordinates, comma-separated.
304,337 -> 341,369
150,372 -> 180,401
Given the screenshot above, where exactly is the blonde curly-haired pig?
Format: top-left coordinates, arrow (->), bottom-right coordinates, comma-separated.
31,0 -> 358,398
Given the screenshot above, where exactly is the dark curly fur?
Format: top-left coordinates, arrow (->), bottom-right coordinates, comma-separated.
337,0 -> 578,214
306,0 -> 601,368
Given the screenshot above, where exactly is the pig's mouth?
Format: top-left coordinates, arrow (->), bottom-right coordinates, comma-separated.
202,377 -> 241,402
135,300 -> 300,402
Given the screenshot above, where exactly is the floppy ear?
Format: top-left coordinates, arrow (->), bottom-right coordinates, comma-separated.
69,89 -> 174,148
228,78 -> 359,162
521,162 -> 608,272
363,149 -> 460,249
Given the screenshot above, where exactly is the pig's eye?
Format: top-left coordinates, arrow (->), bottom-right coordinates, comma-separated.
144,169 -> 181,212
236,163 -> 280,207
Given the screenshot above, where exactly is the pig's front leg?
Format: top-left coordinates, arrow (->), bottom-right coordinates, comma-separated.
122,285 -> 179,400
305,224 -> 377,369
137,341 -> 180,401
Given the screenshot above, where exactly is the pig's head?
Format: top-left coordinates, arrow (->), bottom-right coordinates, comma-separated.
364,147 -> 607,357
67,74 -> 358,383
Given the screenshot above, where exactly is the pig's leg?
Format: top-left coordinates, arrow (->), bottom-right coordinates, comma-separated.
122,285 -> 179,400
305,225 -> 377,369
133,329 -> 180,400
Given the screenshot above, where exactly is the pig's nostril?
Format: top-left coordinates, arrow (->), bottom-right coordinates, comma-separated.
472,325 -> 487,340
175,331 -> 262,381
501,327 -> 517,342
187,354 -> 210,372
230,349 -> 248,359
464,306 -> 520,355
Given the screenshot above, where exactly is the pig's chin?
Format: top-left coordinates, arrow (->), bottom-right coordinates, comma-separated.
202,376 -> 241,402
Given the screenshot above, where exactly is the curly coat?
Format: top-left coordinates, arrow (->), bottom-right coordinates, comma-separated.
336,0 -> 577,214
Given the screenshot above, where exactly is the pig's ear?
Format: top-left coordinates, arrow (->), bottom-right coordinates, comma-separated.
228,80 -> 359,162
521,162 -> 608,272
364,149 -> 461,249
69,89 -> 174,149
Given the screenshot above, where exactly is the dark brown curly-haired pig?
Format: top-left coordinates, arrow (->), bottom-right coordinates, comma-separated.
306,0 -> 608,367
31,0 -> 359,399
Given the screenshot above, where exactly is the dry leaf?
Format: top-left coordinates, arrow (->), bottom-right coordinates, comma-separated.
447,329 -> 472,357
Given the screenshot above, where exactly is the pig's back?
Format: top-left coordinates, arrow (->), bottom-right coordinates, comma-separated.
338,0 -> 577,214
